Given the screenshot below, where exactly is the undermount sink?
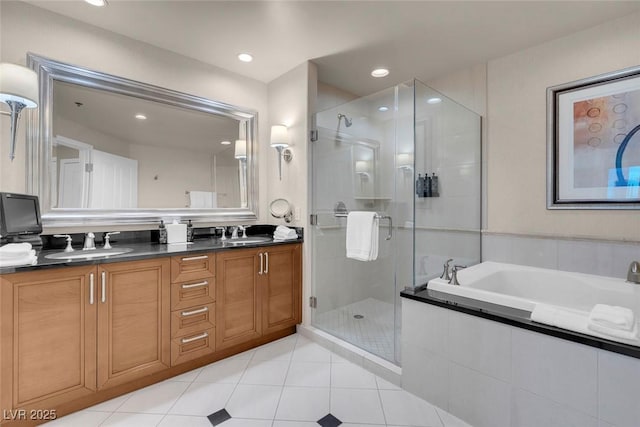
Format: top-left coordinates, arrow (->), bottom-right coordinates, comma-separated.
44,248 -> 134,260
223,237 -> 273,246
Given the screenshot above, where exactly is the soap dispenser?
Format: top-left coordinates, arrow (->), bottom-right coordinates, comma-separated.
416,174 -> 424,198
186,220 -> 194,243
431,173 -> 439,197
158,220 -> 167,244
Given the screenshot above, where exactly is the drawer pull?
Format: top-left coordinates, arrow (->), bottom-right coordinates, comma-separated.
181,306 -> 208,317
181,280 -> 208,289
181,255 -> 208,262
101,271 -> 106,303
181,332 -> 208,344
89,273 -> 95,305
265,252 -> 269,274
259,253 -> 263,275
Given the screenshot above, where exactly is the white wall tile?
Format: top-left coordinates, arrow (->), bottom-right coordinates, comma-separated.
557,240 -> 614,277
511,329 -> 597,417
508,235 -> 558,269
448,364 -> 511,427
447,311 -> 511,382
511,388 -> 598,427
401,344 -> 450,411
402,299 -> 449,357
598,349 -> 640,427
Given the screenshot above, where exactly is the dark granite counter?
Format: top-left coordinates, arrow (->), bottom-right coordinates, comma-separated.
0,226 -> 302,274
401,285 -> 640,360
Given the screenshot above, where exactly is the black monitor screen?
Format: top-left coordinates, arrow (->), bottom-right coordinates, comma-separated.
1,194 -> 42,236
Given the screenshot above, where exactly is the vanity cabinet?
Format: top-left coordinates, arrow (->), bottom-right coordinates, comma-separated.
0,259 -> 170,414
216,243 -> 302,350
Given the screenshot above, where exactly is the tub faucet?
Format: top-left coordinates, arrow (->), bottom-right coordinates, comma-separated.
440,258 -> 453,281
449,265 -> 466,286
627,261 -> 640,284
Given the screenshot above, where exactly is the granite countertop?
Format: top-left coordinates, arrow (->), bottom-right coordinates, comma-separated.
401,286 -> 640,360
0,234 -> 302,274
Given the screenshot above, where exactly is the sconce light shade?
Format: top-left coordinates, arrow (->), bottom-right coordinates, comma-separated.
397,153 -> 414,169
0,63 -> 39,161
0,64 -> 38,107
270,124 -> 289,148
355,160 -> 369,173
234,139 -> 247,159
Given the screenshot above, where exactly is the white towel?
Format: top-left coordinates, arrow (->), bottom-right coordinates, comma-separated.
531,303 -> 640,346
346,211 -> 378,262
189,191 -> 217,208
588,321 -> 639,342
273,226 -> 298,241
588,304 -> 635,331
0,243 -> 33,259
0,250 -> 37,267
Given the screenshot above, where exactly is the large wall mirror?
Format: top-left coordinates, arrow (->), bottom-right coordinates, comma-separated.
26,54 -> 258,227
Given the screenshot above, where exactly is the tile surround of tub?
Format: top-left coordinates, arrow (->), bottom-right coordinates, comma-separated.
482,232 -> 640,278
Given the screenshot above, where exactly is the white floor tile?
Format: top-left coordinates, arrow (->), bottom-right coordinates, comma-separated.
379,389 -> 443,426
331,361 -> 378,389
101,413 -> 165,426
330,388 -> 386,425
285,361 -> 331,387
240,359 -> 291,385
194,357 -> 250,384
272,421 -> 319,427
436,408 -> 473,427
252,336 -> 297,361
157,415 -> 212,427
226,384 -> 282,419
275,386 -> 330,421
164,367 -> 202,383
292,339 -> 332,363
376,376 -> 401,390
222,419 -> 273,427
84,394 -> 131,412
44,410 -> 112,427
116,381 -> 190,414
168,382 -> 235,416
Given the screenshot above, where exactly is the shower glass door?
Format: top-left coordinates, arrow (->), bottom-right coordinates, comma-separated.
310,84 -> 414,365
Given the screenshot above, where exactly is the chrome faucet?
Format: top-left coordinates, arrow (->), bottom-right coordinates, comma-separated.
54,234 -> 74,252
231,226 -> 239,239
103,232 -> 120,249
627,261 -> 640,284
239,225 -> 248,239
449,265 -> 467,286
83,232 -> 96,250
440,258 -> 453,281
216,227 -> 227,240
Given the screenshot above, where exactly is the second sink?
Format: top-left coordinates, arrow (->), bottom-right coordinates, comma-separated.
223,237 -> 272,246
44,248 -> 134,260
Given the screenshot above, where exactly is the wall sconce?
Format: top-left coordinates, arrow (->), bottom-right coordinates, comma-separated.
397,153 -> 414,171
0,63 -> 39,161
234,139 -> 247,160
270,124 -> 292,180
355,160 -> 370,177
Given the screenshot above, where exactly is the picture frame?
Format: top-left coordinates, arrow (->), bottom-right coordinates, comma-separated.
547,65 -> 640,209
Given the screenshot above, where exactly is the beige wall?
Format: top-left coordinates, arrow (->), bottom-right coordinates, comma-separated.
487,11 -> 640,241
0,1 -> 269,223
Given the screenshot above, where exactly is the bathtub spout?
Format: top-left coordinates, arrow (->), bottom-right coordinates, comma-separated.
627,261 -> 640,284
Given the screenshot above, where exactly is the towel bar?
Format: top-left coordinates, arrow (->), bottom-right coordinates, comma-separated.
334,212 -> 393,240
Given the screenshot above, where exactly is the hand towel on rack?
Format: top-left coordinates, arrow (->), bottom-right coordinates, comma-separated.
346,211 -> 379,261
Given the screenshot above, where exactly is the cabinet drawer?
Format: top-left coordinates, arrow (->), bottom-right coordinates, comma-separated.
171,327 -> 215,366
171,303 -> 215,338
171,253 -> 215,283
171,277 -> 215,310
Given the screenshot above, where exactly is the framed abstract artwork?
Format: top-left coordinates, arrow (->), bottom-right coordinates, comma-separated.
547,65 -> 640,209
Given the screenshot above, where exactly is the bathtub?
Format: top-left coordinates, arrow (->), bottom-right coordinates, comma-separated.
428,261 -> 640,314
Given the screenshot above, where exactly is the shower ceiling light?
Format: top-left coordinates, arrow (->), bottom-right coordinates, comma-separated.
220,140 -> 231,145
238,53 -> 253,63
135,114 -> 147,120
85,0 -> 108,6
427,97 -> 442,104
378,106 -> 389,112
371,68 -> 389,78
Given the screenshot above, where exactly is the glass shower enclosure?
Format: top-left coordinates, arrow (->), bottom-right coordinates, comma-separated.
310,80 -> 481,366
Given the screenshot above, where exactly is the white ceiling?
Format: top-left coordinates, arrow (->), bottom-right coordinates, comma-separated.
25,1 -> 640,96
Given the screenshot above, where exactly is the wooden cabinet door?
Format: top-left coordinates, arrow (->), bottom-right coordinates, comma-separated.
97,258 -> 170,389
261,244 -> 302,336
215,248 -> 261,350
0,265 -> 97,412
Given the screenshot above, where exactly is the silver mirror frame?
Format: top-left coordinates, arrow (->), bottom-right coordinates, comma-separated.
26,53 -> 259,227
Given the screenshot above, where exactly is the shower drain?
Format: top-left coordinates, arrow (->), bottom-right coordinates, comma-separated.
353,314 -> 364,319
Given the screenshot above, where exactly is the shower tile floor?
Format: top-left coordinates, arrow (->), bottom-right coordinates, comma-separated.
313,298 -> 399,363
45,333 -> 470,427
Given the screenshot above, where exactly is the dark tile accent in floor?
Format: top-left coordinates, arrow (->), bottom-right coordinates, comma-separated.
317,413 -> 342,427
207,408 -> 231,426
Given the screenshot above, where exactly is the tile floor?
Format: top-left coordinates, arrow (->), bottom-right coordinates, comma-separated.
45,333 -> 470,427
314,298 -> 398,363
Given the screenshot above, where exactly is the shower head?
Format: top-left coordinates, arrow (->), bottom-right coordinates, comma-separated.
337,113 -> 352,127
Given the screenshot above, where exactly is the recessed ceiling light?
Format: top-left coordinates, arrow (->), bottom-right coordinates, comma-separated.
427,97 -> 442,104
135,114 -> 147,120
238,53 -> 253,63
220,140 -> 231,145
85,0 -> 107,6
378,106 -> 389,112
371,68 -> 389,78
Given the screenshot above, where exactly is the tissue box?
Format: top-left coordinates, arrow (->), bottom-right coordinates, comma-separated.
166,222 -> 187,244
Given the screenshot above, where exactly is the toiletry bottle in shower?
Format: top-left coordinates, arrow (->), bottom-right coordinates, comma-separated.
416,174 -> 424,197
159,220 -> 167,244
431,173 -> 439,197
426,174 -> 432,197
186,220 -> 194,242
